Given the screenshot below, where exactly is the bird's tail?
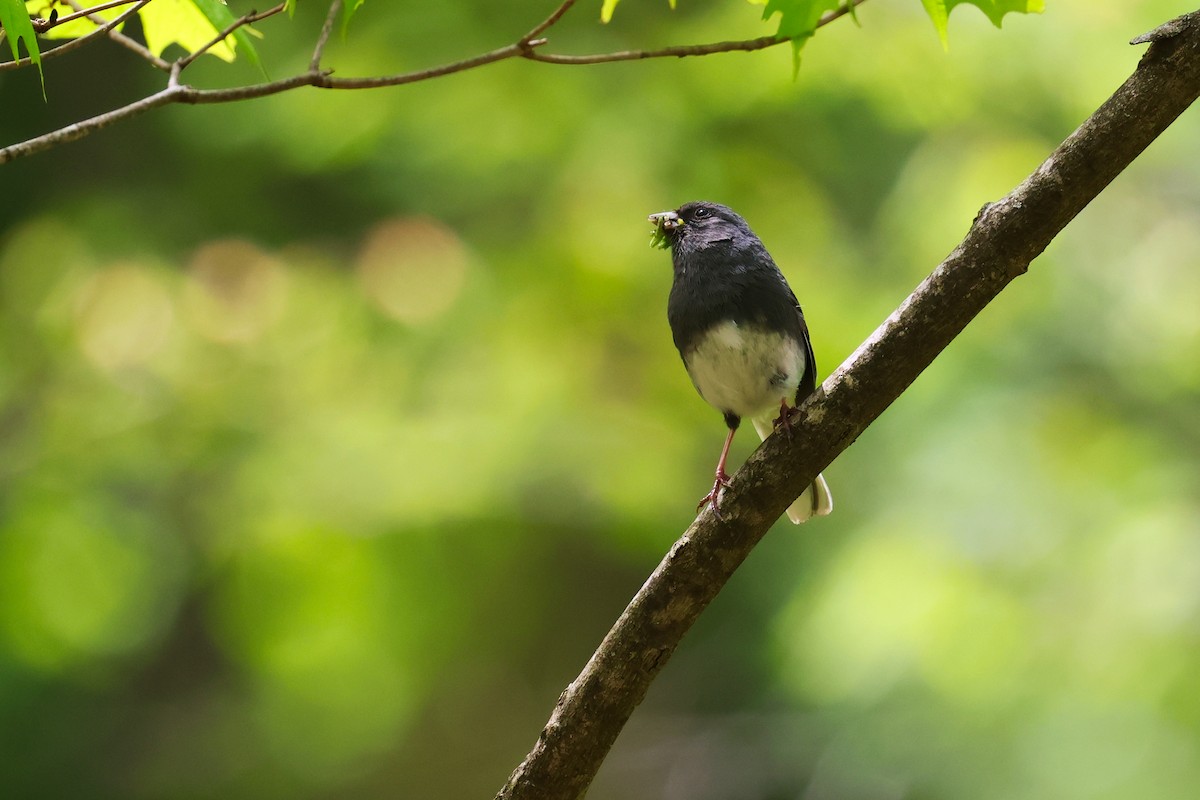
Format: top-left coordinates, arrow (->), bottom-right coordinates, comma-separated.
751,417 -> 834,525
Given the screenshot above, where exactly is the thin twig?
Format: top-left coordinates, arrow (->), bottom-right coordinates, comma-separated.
174,2 -> 286,72
0,0 -> 868,163
309,0 -> 342,71
0,35 -> 540,165
34,0 -> 144,31
521,0 -> 578,45
109,30 -> 168,70
63,0 -> 168,69
313,40 -> 545,90
0,0 -> 151,72
172,72 -> 318,103
525,34 -> 787,64
523,0 -> 867,64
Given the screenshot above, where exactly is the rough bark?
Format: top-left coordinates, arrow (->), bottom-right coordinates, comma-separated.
496,10 -> 1200,800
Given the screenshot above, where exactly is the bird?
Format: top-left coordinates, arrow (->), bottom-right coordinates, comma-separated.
649,200 -> 833,524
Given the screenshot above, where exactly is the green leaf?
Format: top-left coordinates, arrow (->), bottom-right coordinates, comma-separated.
285,0 -> 296,15
139,0 -> 234,61
190,0 -> 262,71
340,0 -> 365,37
952,0 -> 1044,28
921,0 -> 950,48
601,0 -> 675,24
649,223 -> 671,250
922,0 -> 1045,46
749,0 -> 842,75
1,0 -> 43,84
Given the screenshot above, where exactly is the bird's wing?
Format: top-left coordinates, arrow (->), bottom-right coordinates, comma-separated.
791,290 -> 818,400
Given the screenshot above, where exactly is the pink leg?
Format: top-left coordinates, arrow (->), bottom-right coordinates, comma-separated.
697,426 -> 737,519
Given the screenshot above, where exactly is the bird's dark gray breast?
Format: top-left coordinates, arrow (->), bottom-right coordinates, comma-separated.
667,246 -> 809,419
667,242 -> 805,354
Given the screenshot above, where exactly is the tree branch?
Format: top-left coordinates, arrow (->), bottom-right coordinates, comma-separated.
494,9 -> 1200,800
0,0 -> 865,164
520,0 -> 579,45
32,0 -> 145,32
62,0 -> 168,69
308,0 -> 342,71
522,0 -> 866,64
173,2 -> 286,74
0,87 -> 182,162
0,0 -> 152,72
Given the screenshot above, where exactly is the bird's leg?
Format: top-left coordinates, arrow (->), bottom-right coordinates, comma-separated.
772,398 -> 795,441
697,426 -> 738,519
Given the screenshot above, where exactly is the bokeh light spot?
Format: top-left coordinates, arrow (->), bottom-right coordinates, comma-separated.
0,497 -> 185,673
74,264 -> 174,373
355,216 -> 469,325
183,239 -> 288,344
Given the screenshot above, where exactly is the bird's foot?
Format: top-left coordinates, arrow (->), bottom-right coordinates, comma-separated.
696,470 -> 734,519
772,399 -> 796,440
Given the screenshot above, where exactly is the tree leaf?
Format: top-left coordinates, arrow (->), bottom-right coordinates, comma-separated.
952,0 -> 1044,28
1,0 -> 43,82
139,0 -> 235,61
340,0 -> 365,37
190,0 -> 262,71
601,0 -> 676,24
921,0 -> 950,48
922,0 -> 1045,46
749,0 -> 842,75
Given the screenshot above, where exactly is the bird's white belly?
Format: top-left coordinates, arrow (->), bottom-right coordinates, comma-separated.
684,320 -> 805,419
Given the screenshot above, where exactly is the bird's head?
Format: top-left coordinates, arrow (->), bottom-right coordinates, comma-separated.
648,201 -> 747,252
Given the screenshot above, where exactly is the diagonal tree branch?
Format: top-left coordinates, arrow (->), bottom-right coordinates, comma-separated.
62,0 -> 168,68
172,2 -> 286,74
520,0 -> 579,44
495,9 -> 1200,800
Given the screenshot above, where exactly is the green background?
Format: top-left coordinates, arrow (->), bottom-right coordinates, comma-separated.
1,1 -> 1198,797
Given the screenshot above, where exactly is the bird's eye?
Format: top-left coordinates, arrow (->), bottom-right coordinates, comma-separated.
692,207 -> 710,219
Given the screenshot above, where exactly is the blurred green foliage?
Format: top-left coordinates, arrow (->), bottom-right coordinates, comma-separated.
1,1 -> 1199,798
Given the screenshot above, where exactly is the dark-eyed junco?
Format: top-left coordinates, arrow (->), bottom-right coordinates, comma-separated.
649,201 -> 833,524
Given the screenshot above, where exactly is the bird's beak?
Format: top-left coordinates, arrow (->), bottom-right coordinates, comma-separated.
648,210 -> 682,231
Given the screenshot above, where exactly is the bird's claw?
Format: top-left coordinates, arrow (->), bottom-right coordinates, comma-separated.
696,470 -> 734,519
772,399 -> 796,441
